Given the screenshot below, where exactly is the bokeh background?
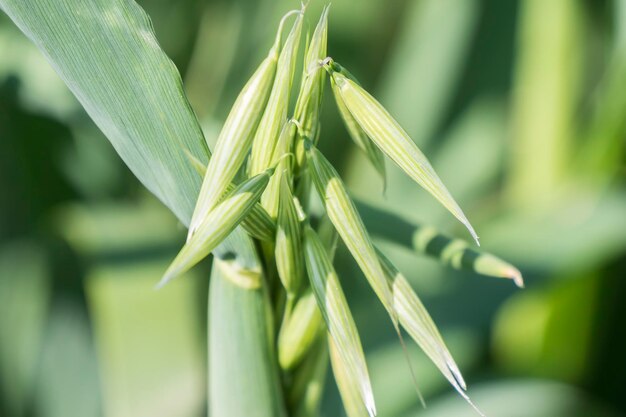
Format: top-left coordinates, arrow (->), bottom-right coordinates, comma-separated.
1,0 -> 625,416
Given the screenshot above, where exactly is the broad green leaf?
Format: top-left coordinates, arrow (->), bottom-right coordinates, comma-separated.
326,60 -> 479,244
159,169 -> 273,287
0,4 -> 300,417
0,0 -> 263,272
303,226 -> 376,417
0,0 -> 207,225
209,259 -> 287,417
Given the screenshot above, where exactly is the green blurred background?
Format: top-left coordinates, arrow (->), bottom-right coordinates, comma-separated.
1,0 -> 625,416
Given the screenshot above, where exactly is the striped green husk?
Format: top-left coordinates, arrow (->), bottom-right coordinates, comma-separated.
303,226 -> 376,417
248,8 -> 304,176
293,5 -> 329,139
261,121 -> 297,218
329,338 -> 371,417
184,149 -> 276,241
187,58 -> 275,238
306,144 -> 395,321
158,169 -> 273,287
278,289 -> 323,369
275,173 -> 305,295
327,61 -> 479,244
376,249 -> 466,391
331,75 -> 386,183
186,11 -> 296,239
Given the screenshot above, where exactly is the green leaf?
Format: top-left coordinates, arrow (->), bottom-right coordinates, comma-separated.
209,259 -> 287,417
0,0 -> 207,225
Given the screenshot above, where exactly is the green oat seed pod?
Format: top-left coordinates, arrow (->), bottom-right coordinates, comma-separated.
294,5 -> 330,139
261,121 -> 297,218
158,168 -> 273,287
187,10 -> 298,239
305,144 -> 395,323
325,59 -> 479,245
303,225 -> 376,417
275,173 -> 305,295
277,289 -> 323,370
329,338 -> 372,417
184,149 -> 276,241
249,6 -> 305,176
330,74 -> 386,185
376,249 -> 484,415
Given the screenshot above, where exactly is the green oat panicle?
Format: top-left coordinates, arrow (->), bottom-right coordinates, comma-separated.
186,10 -> 298,240
324,59 -> 480,245
158,168 -> 274,288
303,225 -> 377,417
248,6 -> 305,176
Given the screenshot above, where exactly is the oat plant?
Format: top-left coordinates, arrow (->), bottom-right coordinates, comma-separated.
0,1 -> 522,416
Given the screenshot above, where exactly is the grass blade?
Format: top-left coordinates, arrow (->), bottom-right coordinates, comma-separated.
209,259 -> 287,417
0,0 -> 207,225
303,226 -> 376,417
326,60 -> 479,244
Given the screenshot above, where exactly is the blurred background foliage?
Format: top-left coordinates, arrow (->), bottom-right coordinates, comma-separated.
0,0 -> 625,416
